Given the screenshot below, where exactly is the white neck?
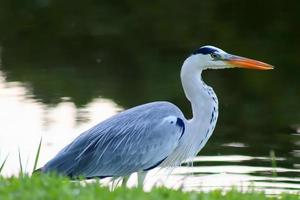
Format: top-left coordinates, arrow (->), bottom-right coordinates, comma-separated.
179,56 -> 219,157
162,56 -> 219,166
180,58 -> 217,121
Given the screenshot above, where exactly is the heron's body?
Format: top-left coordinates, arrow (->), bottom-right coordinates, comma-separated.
40,45 -> 272,185
43,101 -> 186,178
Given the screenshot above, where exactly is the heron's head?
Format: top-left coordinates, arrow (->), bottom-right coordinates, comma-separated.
188,45 -> 273,70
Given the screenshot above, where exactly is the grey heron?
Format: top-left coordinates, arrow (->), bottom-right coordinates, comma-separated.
37,45 -> 273,186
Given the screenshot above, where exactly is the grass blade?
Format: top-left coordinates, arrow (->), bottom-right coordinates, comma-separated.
270,150 -> 277,177
33,137 -> 42,172
18,148 -> 23,176
0,154 -> 9,174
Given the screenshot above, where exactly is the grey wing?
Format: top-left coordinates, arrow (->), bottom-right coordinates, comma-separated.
42,102 -> 185,178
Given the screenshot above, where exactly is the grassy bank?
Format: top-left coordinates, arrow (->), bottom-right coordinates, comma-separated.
0,174 -> 299,200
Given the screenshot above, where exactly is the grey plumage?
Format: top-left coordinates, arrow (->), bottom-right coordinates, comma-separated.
41,101 -> 185,179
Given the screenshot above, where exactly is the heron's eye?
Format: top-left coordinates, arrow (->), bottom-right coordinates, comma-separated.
210,52 -> 221,60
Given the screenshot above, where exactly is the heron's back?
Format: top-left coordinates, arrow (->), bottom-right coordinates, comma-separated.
41,101 -> 185,178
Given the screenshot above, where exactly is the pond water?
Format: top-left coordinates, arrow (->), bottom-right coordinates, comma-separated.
0,0 -> 299,195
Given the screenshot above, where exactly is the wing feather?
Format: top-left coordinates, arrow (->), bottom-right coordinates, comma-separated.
42,101 -> 185,178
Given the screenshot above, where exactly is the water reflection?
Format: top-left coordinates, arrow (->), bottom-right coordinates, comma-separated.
0,71 -> 121,175
98,160 -> 300,195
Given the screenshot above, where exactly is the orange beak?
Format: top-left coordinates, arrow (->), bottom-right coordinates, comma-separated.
226,55 -> 274,70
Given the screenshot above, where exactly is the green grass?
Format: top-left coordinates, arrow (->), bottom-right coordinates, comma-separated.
32,138 -> 43,172
0,144 -> 299,199
0,154 -> 8,174
0,174 -> 299,200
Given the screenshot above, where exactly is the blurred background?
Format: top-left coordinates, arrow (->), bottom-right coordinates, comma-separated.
0,0 -> 299,194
